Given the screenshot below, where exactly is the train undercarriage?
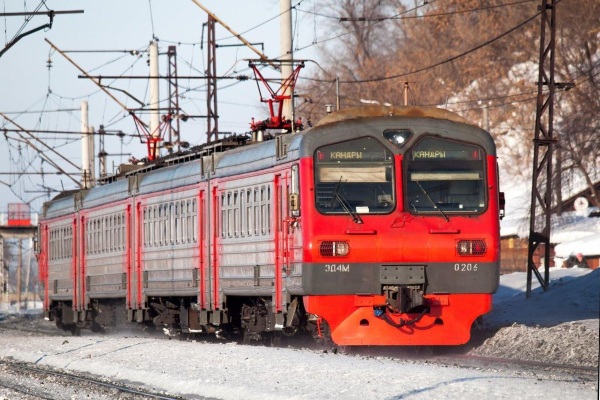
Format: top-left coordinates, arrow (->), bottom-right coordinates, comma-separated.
47,295 -> 329,345
47,283 -> 438,347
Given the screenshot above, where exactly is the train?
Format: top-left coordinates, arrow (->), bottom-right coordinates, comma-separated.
36,105 -> 503,346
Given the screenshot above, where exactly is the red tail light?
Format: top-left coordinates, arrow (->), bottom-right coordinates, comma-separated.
457,240 -> 486,256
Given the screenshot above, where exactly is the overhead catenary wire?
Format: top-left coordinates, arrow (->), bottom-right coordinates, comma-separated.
297,0 -> 537,21
307,10 -> 543,85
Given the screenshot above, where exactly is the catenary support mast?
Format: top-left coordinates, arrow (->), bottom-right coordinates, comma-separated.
526,0 -> 557,298
280,0 -> 293,126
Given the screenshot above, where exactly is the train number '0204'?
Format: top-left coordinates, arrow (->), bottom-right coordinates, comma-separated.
454,263 -> 478,272
324,264 -> 350,272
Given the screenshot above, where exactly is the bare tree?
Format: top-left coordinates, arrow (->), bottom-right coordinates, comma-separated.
299,0 -> 600,206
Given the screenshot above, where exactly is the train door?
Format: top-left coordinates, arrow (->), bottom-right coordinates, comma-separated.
79,213 -> 87,315
210,185 -> 219,312
133,201 -> 144,314
274,173 -> 289,319
197,189 -> 209,311
39,224 -> 49,312
126,203 -> 133,310
71,216 -> 79,314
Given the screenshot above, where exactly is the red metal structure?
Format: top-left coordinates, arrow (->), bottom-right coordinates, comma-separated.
7,203 -> 31,226
249,61 -> 304,133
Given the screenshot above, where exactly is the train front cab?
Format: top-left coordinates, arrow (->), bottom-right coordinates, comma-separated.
299,113 -> 501,346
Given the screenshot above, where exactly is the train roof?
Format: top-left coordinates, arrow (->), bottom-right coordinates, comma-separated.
137,159 -> 203,196
42,106 -> 492,219
314,106 -> 471,127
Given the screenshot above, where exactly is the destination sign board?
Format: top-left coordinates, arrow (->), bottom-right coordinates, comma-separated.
316,150 -> 389,163
411,149 -> 481,160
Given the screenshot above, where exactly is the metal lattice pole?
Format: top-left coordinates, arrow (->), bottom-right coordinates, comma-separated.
167,46 -> 182,153
206,16 -> 219,143
526,0 -> 557,298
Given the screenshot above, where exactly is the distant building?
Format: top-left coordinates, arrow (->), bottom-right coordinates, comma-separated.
500,181 -> 600,273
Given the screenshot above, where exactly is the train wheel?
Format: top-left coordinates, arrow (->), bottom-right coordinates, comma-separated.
90,320 -> 105,333
268,332 -> 282,347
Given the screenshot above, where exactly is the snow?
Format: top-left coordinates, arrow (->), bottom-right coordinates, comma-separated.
0,267 -> 598,399
556,234 -> 600,258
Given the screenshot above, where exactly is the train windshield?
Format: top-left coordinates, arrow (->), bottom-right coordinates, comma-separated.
314,137 -> 395,215
406,137 -> 486,214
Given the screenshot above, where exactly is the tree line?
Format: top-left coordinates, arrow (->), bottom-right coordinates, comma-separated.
298,0 -> 599,207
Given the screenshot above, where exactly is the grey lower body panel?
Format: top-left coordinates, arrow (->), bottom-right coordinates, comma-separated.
302,262 -> 499,295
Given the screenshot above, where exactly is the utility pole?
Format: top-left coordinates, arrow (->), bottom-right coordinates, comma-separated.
526,0 -> 557,298
81,101 -> 94,189
17,239 -> 22,311
0,237 -> 5,305
482,105 -> 490,132
98,125 -> 107,177
280,0 -> 293,124
149,41 -> 161,159
206,16 -> 219,143
335,77 -> 340,110
24,239 -> 31,309
191,0 -> 279,143
167,46 -> 182,152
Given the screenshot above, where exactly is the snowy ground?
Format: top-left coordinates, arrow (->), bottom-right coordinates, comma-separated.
0,267 -> 598,399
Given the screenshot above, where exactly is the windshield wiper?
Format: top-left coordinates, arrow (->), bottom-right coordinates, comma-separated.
330,177 -> 363,224
415,181 -> 449,222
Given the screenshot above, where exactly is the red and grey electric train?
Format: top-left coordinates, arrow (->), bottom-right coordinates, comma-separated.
37,106 -> 503,346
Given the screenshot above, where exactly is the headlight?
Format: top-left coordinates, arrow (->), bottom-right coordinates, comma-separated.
320,241 -> 350,257
456,240 -> 487,256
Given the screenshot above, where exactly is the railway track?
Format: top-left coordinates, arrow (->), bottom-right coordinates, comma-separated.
434,353 -> 598,376
0,360 -> 188,400
2,314 -> 597,385
330,344 -> 598,379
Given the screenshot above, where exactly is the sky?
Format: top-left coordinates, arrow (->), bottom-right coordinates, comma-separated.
0,0 -> 324,211
1,266 -> 598,399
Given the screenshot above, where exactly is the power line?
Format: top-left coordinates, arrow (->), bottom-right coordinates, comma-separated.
2,128 -> 128,136
308,10 -> 542,85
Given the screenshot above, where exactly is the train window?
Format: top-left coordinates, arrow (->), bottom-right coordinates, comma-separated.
239,192 -> 245,238
151,206 -> 157,247
254,188 -> 260,236
226,194 -> 233,239
260,186 -> 267,236
143,209 -> 148,247
59,227 -> 63,259
111,216 -> 115,252
102,217 -> 106,253
99,220 -> 103,253
159,205 -> 165,246
267,186 -> 271,235
192,199 -> 198,243
405,137 -> 486,215
168,203 -> 174,245
314,137 -> 395,215
221,194 -> 227,239
163,204 -> 169,246
175,203 -> 180,244
234,192 -> 240,238
186,200 -> 192,243
121,213 -> 126,251
246,189 -> 253,236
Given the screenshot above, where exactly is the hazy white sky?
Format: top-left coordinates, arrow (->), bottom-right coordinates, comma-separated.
0,0 -> 323,210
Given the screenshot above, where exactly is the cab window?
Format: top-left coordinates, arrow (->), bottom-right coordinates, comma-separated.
405,137 -> 486,214
314,137 -> 395,214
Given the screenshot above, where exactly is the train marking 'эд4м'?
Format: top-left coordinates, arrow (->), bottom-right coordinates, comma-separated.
37,106 -> 504,346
